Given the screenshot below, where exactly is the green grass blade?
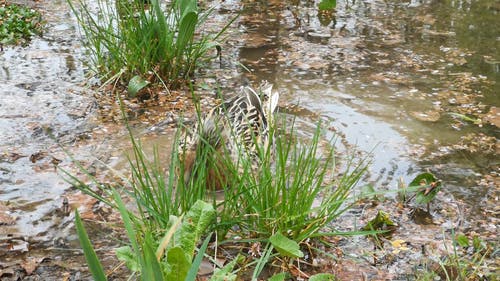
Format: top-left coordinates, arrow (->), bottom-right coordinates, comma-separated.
74,210 -> 107,281
142,233 -> 165,281
112,189 -> 140,255
185,233 -> 213,281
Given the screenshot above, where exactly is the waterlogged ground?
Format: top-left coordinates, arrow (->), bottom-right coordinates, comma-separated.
0,0 -> 498,279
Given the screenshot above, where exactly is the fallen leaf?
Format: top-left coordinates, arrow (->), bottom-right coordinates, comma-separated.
30,151 -> 48,163
21,257 -> 45,275
391,239 -> 409,254
67,192 -> 98,220
0,152 -> 26,163
410,110 -> 441,122
0,202 -> 16,225
483,106 -> 500,128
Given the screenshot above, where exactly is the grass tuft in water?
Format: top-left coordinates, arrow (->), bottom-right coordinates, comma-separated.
65,95 -> 368,279
415,231 -> 495,281
67,0 -> 231,88
210,117 -> 368,243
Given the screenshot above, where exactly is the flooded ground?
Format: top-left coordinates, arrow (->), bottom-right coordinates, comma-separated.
0,0 -> 127,279
203,0 -> 499,278
0,0 -> 498,279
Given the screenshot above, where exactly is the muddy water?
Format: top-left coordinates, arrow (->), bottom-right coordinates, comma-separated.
207,0 -> 499,276
224,0 -> 499,208
0,0 -> 497,278
0,0 -> 106,278
216,0 -> 499,277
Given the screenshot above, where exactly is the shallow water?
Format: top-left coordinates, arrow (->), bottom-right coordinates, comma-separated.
0,0 -> 97,262
0,0 -> 497,278
223,0 -> 499,210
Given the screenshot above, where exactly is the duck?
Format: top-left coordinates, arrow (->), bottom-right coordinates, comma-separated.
179,81 -> 279,190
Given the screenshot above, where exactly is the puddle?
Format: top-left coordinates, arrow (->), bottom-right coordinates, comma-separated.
0,0 -> 498,279
215,0 -> 499,206
201,0 -> 498,277
0,0 -> 111,279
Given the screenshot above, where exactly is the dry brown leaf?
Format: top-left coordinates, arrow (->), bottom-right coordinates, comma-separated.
0,152 -> 26,163
410,110 -> 441,122
29,151 -> 48,163
483,106 -> 500,128
67,192 -> 98,220
21,257 -> 45,275
0,201 -> 16,225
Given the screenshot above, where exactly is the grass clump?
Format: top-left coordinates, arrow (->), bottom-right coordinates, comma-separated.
215,119 -> 367,242
0,3 -> 42,46
65,99 -> 367,279
68,0 -> 228,89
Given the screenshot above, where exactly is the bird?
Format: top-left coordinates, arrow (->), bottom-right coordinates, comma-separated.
178,81 -> 279,190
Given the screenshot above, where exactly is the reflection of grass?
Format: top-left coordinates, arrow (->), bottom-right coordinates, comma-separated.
68,0 -> 230,89
63,96 -> 368,279
0,3 -> 42,45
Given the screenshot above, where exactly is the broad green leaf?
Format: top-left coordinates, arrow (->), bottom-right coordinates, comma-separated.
116,246 -> 139,272
127,75 -> 149,97
74,210 -> 107,281
269,272 -> 288,281
268,233 -> 304,258
166,247 -> 191,280
175,200 -> 215,258
318,0 -> 336,11
409,172 -> 437,187
176,11 -> 198,54
410,172 -> 441,204
310,273 -> 337,281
